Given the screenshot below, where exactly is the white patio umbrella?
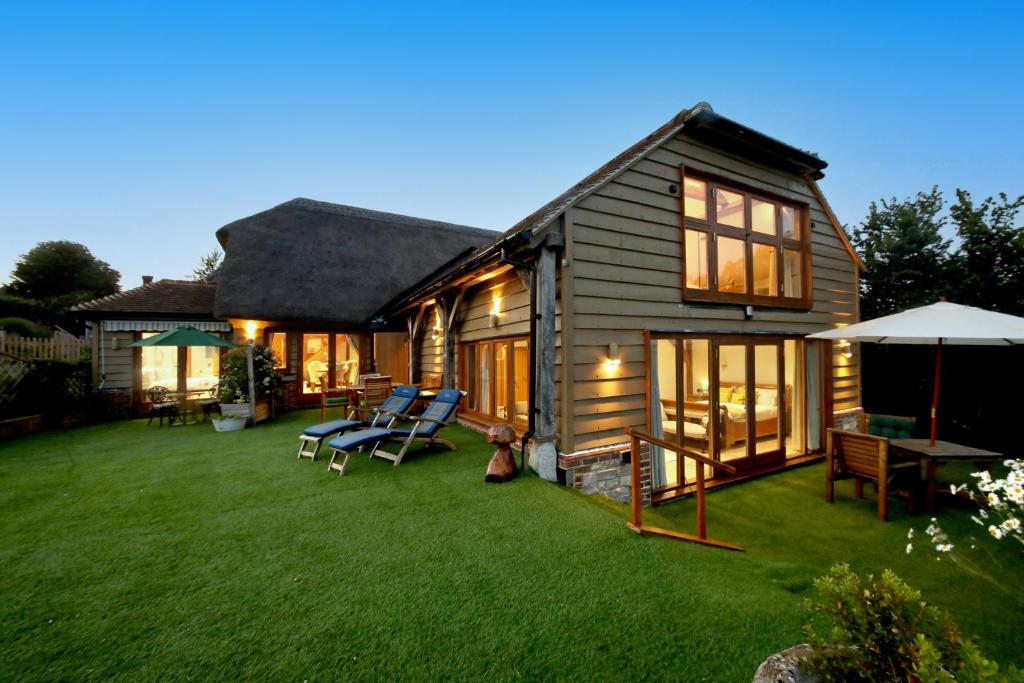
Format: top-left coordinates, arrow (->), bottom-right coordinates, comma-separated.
808,301 -> 1024,445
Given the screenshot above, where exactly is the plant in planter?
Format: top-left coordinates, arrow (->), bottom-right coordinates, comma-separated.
211,414 -> 246,432
217,344 -> 283,422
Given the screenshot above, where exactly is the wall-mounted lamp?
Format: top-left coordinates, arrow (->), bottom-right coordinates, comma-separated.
243,321 -> 258,342
489,312 -> 500,328
839,339 -> 853,360
604,342 -> 621,373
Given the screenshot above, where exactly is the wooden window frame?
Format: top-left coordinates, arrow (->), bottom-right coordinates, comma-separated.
264,329 -> 293,373
458,335 -> 530,427
679,166 -> 812,309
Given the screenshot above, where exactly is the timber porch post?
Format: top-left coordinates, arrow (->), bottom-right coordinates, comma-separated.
529,235 -> 560,482
437,289 -> 464,390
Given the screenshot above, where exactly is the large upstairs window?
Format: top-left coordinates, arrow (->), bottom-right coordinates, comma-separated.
681,170 -> 810,308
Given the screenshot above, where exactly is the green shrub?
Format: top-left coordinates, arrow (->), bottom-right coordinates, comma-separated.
0,317 -> 50,337
802,564 -> 1022,682
218,344 -> 282,404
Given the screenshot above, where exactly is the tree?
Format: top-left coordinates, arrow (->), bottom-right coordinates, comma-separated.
948,190 -> 1024,316
851,187 -> 953,319
5,241 -> 120,312
191,249 -> 222,281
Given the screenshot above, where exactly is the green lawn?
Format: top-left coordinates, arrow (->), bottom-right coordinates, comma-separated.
1,410 -> 1020,681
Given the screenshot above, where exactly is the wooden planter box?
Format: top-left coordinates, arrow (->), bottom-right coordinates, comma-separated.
0,415 -> 43,441
219,399 -> 273,425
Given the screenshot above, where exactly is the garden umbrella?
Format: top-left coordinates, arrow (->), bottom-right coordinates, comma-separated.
807,301 -> 1024,445
129,326 -> 237,348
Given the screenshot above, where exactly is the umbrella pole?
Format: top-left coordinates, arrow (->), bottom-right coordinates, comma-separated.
930,338 -> 942,446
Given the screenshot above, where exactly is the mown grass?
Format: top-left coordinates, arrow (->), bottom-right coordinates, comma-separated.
1,410 -> 1020,681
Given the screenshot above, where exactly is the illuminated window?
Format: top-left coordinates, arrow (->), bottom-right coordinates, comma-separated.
681,172 -> 808,305
753,243 -> 778,296
186,346 -> 219,392
784,249 -> 803,299
140,332 -> 177,392
685,230 -> 709,289
752,198 -> 776,235
715,188 -> 745,229
683,177 -> 708,220
716,236 -> 746,293
460,336 -> 529,424
268,332 -> 288,369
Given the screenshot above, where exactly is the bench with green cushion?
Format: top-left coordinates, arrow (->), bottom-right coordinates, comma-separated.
866,413 -> 916,440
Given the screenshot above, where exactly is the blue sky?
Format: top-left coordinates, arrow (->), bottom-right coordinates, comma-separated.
1,1 -> 1021,288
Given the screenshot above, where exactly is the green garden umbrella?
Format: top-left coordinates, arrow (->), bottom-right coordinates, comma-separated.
130,326 -> 237,348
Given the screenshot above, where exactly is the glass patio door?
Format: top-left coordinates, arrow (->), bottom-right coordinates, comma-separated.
711,339 -> 785,471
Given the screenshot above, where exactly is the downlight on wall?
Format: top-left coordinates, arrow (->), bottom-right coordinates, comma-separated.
839,339 -> 853,359
604,342 -> 622,374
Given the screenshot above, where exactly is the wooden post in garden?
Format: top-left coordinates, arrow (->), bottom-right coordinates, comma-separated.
246,343 -> 257,422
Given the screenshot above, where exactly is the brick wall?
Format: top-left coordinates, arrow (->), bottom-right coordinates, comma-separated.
558,443 -> 652,507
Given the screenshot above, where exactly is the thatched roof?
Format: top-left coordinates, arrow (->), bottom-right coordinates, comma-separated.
214,198 -> 496,323
72,279 -> 217,319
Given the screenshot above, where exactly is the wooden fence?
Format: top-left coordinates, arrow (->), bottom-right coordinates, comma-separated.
0,332 -> 88,362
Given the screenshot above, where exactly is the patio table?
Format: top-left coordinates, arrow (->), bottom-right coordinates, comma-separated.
889,438 -> 1003,514
169,389 -> 209,425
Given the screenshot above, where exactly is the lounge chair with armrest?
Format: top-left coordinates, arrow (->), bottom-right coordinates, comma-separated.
325,389 -> 463,475
297,385 -> 419,462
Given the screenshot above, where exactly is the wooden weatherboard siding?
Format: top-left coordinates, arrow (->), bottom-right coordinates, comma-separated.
567,132 -> 860,451
413,268 -> 566,433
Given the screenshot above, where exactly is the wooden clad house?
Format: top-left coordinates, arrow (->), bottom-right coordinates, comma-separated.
383,102 -> 863,504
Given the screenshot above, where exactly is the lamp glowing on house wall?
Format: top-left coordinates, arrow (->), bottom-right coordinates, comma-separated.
489,295 -> 502,327
243,321 -> 258,342
604,342 -> 621,374
839,339 -> 853,360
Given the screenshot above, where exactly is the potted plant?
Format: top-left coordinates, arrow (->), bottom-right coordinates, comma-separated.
217,344 -> 282,424
211,414 -> 246,432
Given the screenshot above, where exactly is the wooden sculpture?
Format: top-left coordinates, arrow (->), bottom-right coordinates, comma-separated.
485,423 -> 517,483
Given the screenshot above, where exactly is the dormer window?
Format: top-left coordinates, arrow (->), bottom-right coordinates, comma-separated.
681,170 -> 810,308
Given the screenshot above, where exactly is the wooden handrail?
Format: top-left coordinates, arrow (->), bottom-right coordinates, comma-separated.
624,427 -> 743,552
626,427 -> 737,474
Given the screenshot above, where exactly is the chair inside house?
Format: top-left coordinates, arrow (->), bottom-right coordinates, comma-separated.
325,389 -> 463,476
825,428 -> 920,521
297,384 -> 419,462
195,383 -> 220,422
146,386 -> 179,426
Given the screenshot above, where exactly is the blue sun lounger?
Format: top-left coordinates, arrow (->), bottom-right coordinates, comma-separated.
297,384 -> 419,461
325,389 -> 463,475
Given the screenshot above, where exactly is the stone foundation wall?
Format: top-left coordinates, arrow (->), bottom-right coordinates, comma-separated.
559,443 -> 652,507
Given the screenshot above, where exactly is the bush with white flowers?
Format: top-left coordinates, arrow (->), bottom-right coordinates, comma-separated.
218,344 -> 283,405
913,459 -> 1023,555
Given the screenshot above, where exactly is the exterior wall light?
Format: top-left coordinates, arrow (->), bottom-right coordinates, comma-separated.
244,321 -> 259,342
839,339 -> 853,360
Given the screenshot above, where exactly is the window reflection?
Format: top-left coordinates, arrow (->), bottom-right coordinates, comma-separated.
684,177 -> 707,220
715,188 -> 745,229
717,236 -> 746,293
752,199 -> 776,235
784,249 -> 802,298
753,243 -> 777,296
685,230 -> 709,289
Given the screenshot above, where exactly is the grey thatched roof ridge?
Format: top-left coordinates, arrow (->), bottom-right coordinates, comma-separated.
213,198 -> 497,324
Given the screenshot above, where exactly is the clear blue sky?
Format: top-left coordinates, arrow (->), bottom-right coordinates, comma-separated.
1,1 -> 1021,289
